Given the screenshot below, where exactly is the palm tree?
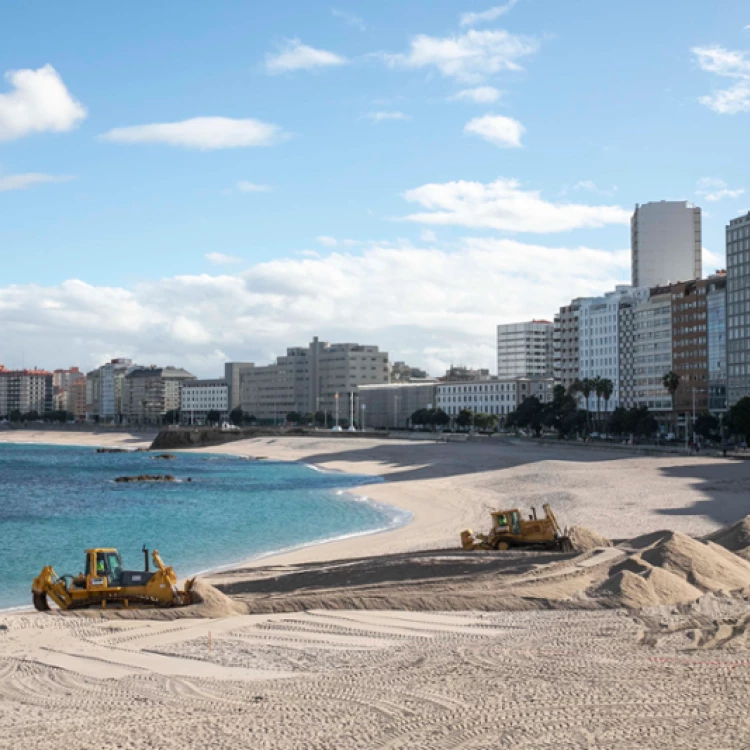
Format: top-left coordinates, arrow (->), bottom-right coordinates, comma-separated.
593,376 -> 604,432
580,378 -> 594,433
600,378 -> 614,431
662,370 -> 681,437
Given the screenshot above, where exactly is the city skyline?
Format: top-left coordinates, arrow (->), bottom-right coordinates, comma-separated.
1,1 -> 748,377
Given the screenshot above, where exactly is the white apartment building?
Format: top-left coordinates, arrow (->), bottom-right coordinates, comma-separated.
631,201 -> 702,288
86,358 -> 134,421
181,379 -> 229,424
436,377 -> 554,419
239,337 -> 389,423
578,286 -> 648,412
497,321 -> 553,378
633,287 -> 673,411
0,367 -> 54,416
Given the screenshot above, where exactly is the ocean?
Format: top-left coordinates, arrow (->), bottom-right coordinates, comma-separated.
0,443 -> 409,610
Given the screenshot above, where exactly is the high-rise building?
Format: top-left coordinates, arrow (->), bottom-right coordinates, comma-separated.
238,337 -> 389,423
633,286 -> 673,412
496,321 -> 553,378
224,362 -> 255,411
631,201 -> 702,288
86,358 -> 134,421
0,367 -> 54,417
52,367 -> 84,412
553,300 -> 582,391
727,211 -> 750,407
578,286 -> 648,412
122,366 -> 196,424
670,278 -> 711,416
707,274 -> 727,412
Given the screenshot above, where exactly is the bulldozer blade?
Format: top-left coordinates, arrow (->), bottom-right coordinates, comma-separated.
33,592 -> 50,612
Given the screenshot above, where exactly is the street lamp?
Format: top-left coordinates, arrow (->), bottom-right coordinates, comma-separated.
334,393 -> 339,428
360,403 -> 366,431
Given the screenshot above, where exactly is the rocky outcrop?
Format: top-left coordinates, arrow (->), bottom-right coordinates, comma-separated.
96,448 -> 131,454
151,454 -> 176,460
114,475 -> 177,483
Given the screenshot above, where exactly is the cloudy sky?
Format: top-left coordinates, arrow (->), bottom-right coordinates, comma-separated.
1,1 -> 748,376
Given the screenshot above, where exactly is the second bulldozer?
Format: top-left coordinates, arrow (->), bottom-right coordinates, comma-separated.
461,504 -> 572,552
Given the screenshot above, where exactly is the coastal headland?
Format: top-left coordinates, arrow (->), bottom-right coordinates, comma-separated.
2,429 -> 750,748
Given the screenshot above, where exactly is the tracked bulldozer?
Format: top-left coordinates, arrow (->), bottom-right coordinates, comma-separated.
32,546 -> 195,611
461,503 -> 572,552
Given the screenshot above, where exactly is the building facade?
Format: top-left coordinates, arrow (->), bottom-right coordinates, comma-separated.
86,358 -> 134,421
122,366 -> 195,424
633,287 -> 673,412
69,378 -> 87,421
390,361 -> 429,381
52,367 -> 84,412
707,274 -> 727,412
553,300 -> 581,391
0,367 -> 54,417
358,382 -> 437,429
670,278 -> 710,416
727,212 -> 750,407
238,337 -> 390,423
181,379 -> 229,424
436,377 -> 554,419
578,286 -> 648,412
224,362 -> 255,411
631,201 -> 702,288
496,321 -> 554,378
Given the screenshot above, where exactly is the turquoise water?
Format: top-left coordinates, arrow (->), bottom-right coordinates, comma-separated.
0,443 -> 407,610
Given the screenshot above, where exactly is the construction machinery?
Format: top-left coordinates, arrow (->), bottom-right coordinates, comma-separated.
32,546 -> 195,611
461,504 -> 573,552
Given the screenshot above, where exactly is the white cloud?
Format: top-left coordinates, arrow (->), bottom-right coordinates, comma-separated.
460,0 -> 521,27
693,45 -> 750,114
236,181 -> 272,192
449,86 -> 503,103
205,252 -> 242,265
382,29 -> 538,83
420,229 -> 438,243
464,114 -> 524,147
366,111 -> 411,122
571,181 -> 618,196
265,39 -> 347,74
332,9 -> 366,31
401,177 -> 631,233
0,64 -> 86,141
317,236 -> 339,247
0,239 -> 629,377
0,172 -> 75,192
696,177 -> 745,202
100,117 -> 287,150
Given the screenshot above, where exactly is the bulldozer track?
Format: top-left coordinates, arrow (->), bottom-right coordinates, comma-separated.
3,608 -> 750,748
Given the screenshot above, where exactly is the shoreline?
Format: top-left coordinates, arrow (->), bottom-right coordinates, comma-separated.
3,427 -> 750,580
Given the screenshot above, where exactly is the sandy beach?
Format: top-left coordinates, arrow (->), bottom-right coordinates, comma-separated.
2,429 -> 750,748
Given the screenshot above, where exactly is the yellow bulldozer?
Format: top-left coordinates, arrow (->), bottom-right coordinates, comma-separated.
32,546 -> 195,611
461,503 -> 573,552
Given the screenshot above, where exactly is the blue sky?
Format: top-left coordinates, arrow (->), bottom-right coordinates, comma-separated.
1,1 -> 749,375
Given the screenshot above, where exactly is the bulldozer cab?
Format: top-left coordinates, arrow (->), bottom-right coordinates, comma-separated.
491,510 -> 522,536
86,549 -> 123,586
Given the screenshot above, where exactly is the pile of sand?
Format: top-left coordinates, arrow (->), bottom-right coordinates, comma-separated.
593,529 -> 750,609
596,567 -> 701,609
707,515 -> 750,561
188,579 -> 247,618
567,525 -> 611,552
639,531 -> 750,593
